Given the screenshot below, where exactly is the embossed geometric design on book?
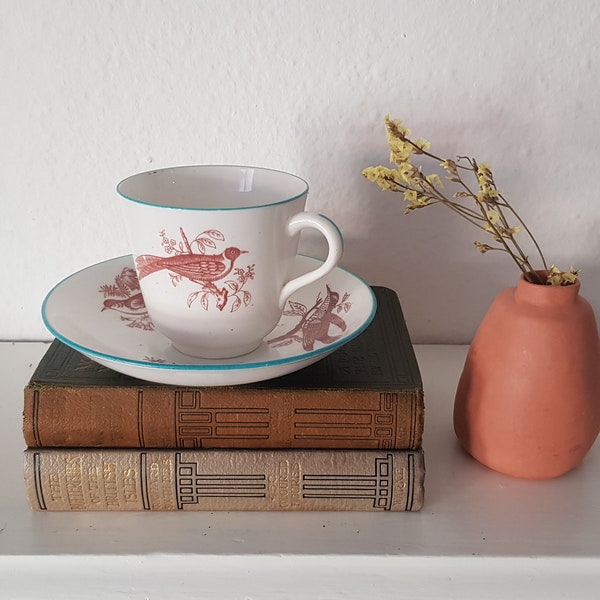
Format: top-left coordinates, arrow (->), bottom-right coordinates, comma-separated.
302,453 -> 394,510
175,452 -> 267,508
175,390 -> 270,447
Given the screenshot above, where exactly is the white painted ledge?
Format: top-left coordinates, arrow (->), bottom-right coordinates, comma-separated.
1,343 -> 599,599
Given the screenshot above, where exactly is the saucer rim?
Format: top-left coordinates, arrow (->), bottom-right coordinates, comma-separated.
42,254 -> 377,373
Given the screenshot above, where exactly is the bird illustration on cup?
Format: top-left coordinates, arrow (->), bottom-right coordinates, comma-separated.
135,227 -> 254,312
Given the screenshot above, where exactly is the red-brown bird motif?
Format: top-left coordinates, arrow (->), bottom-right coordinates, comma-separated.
99,267 -> 154,330
135,247 -> 248,284
301,285 -> 347,351
101,292 -> 146,312
267,285 -> 351,350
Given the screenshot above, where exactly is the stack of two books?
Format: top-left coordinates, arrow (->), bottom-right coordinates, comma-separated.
23,287 -> 425,512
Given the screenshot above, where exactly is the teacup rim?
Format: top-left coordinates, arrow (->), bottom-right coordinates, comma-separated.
116,164 -> 310,211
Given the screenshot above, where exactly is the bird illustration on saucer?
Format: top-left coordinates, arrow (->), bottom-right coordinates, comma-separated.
99,267 -> 154,330
135,227 -> 254,312
268,285 -> 351,351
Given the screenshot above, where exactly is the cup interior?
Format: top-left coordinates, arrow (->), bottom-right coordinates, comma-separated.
117,165 -> 308,210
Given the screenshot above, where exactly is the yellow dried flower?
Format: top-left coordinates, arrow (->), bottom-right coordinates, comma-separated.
362,166 -> 380,183
389,139 -> 413,165
398,162 -> 417,183
404,189 -> 418,203
477,162 -> 492,180
362,166 -> 401,191
477,184 -> 501,203
486,209 -> 500,224
441,160 -> 460,182
547,265 -> 581,286
413,138 -> 431,153
426,173 -> 443,188
474,241 -> 493,254
384,115 -> 410,139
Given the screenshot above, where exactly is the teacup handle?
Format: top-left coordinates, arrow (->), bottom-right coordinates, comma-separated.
279,213 -> 344,309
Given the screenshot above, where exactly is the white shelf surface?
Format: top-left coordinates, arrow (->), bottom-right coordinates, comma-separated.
1,342 -> 599,599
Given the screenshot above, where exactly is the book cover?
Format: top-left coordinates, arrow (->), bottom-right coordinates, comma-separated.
24,286 -> 424,449
24,447 -> 425,512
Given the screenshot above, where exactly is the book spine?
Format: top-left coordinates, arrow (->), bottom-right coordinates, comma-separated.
24,448 -> 425,512
23,387 -> 424,449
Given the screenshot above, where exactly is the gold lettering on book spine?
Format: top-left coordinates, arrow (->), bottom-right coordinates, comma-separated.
87,466 -> 101,506
142,454 -> 176,510
102,460 -> 119,509
65,456 -> 86,510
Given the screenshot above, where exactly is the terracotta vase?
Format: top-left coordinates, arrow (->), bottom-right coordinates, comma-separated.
454,273 -> 600,479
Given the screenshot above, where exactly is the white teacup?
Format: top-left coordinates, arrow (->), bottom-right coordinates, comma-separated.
117,165 -> 343,359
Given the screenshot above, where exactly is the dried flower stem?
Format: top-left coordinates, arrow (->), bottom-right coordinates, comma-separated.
362,116 -> 578,286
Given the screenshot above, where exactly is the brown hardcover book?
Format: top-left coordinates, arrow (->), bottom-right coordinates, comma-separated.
24,447 -> 424,512
24,287 -> 424,450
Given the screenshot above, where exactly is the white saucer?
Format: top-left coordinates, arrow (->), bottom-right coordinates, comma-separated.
42,255 -> 376,386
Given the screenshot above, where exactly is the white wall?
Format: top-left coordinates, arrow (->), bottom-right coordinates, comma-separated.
3,0 -> 600,344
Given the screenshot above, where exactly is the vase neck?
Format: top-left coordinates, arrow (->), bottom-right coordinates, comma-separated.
515,275 -> 580,307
